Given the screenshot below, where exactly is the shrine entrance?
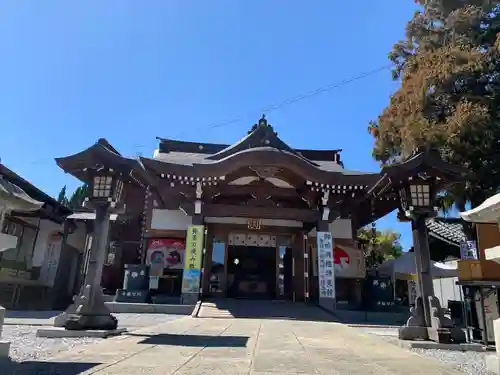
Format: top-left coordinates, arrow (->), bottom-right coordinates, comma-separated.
226,245 -> 277,299
205,230 -> 296,300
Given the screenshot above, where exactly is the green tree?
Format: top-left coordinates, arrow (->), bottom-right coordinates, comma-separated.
56,185 -> 68,206
358,224 -> 404,269
369,0 -> 500,215
68,184 -> 88,209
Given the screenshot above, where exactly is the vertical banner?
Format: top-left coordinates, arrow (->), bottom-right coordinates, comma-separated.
317,232 -> 335,309
181,225 -> 204,297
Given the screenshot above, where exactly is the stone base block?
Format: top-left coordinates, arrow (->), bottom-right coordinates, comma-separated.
114,289 -> 150,303
36,327 -> 126,338
486,354 -> 500,374
399,340 -> 487,352
398,325 -> 429,341
106,302 -> 194,314
0,341 -> 10,358
399,325 -> 466,343
181,293 -> 199,305
64,313 -> 118,331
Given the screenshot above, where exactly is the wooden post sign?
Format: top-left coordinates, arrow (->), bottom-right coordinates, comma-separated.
247,219 -> 261,230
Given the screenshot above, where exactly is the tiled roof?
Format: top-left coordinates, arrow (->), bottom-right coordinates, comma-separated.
425,218 -> 466,247
153,151 -> 368,174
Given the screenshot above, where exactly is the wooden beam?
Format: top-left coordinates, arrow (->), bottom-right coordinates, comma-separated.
205,184 -> 301,198
202,203 -> 317,222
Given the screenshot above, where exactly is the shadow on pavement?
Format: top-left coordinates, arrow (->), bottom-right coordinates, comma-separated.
0,360 -> 99,375
129,333 -> 249,347
5,310 -> 60,320
332,309 -> 408,327
203,299 -> 341,322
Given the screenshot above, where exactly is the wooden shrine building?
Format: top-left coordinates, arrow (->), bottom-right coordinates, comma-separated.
55,116 -> 466,306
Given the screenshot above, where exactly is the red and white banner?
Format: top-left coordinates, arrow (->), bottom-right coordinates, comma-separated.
333,245 -> 365,278
146,239 -> 186,270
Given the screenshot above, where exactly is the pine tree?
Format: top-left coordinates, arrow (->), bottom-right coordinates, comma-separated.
56,186 -> 69,206
68,184 -> 88,209
369,0 -> 500,212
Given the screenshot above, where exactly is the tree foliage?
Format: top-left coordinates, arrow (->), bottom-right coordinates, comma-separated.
68,185 -> 88,209
369,0 -> 500,209
57,184 -> 88,209
358,225 -> 404,269
57,186 -> 68,206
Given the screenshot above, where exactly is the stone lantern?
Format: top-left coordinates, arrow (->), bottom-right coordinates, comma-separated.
64,166 -> 126,331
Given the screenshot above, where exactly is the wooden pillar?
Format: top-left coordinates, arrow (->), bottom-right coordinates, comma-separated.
303,232 -> 310,304
293,232 -> 305,302
191,182 -> 205,298
139,186 -> 153,264
202,225 -> 213,296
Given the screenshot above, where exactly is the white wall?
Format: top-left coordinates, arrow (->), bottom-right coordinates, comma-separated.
66,223 -> 87,251
308,219 -> 353,239
330,219 -> 353,239
32,220 -> 87,268
32,220 -> 61,267
432,260 -> 463,306
151,209 -> 193,231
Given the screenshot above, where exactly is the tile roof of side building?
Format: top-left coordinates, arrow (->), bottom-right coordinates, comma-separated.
0,163 -> 72,216
425,217 -> 466,247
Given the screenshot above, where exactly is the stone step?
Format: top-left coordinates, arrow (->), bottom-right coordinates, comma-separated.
197,303 -> 235,318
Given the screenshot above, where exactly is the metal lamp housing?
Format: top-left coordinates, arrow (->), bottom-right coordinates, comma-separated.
398,178 -> 436,218
88,168 -> 124,206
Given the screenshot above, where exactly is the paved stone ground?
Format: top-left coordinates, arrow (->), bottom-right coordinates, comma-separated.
2,304 -> 468,375
353,325 -> 495,375
2,313 -> 183,362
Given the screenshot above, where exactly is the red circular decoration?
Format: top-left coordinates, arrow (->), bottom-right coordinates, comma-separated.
334,247 -> 350,267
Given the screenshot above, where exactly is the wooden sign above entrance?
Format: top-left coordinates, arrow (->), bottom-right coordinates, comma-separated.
247,219 -> 261,230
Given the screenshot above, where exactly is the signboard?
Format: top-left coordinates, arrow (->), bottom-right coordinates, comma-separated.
146,239 -> 186,270
181,225 -> 204,294
317,231 -> 335,299
460,240 -> 478,260
332,245 -> 365,278
334,246 -> 350,272
365,275 -> 394,310
247,219 -> 261,230
39,232 -> 62,287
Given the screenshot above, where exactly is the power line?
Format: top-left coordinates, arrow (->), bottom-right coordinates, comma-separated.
23,63 -> 392,165
158,64 -> 393,160
168,64 -> 392,141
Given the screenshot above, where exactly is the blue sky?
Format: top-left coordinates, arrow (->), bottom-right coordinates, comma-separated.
0,1 -> 422,249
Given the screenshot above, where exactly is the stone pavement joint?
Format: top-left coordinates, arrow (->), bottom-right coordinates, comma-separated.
39,308 -> 463,375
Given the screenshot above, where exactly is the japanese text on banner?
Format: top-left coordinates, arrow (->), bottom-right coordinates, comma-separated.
181,225 -> 205,294
317,231 -> 335,299
184,225 -> 204,271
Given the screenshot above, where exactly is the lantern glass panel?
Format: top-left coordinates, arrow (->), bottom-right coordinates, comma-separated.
410,183 -> 431,207
114,178 -> 124,201
93,175 -> 113,198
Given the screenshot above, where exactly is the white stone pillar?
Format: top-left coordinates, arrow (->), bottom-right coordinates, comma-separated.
485,319 -> 500,374
0,305 -> 11,358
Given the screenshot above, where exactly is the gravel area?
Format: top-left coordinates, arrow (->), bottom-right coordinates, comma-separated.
410,348 -> 495,375
353,326 -> 495,375
2,313 -> 182,362
4,324 -> 101,362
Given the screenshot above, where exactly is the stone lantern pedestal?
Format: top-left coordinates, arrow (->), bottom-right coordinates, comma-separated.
0,306 -> 11,358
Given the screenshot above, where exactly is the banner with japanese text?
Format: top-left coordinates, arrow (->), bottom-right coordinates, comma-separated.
181,225 -> 204,294
317,231 -> 335,300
